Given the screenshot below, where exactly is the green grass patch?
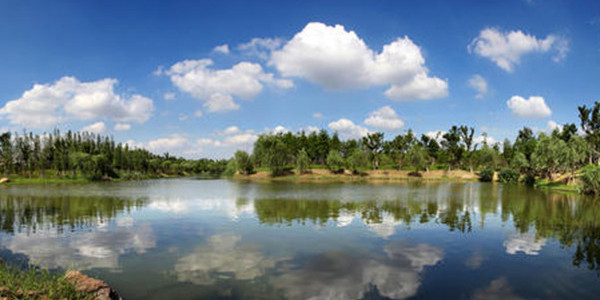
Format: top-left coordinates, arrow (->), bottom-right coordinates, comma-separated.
0,263 -> 93,300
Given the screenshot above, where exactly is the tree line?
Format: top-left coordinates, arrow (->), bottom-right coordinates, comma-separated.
231,102 -> 600,192
0,130 -> 227,180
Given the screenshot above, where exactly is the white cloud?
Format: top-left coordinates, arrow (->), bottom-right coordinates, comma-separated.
219,126 -> 242,136
425,131 -> 445,142
238,37 -> 284,60
166,59 -> 292,112
469,28 -> 569,72
546,120 -> 561,132
301,126 -> 320,133
0,76 -> 154,128
114,123 -> 131,131
271,22 -> 448,100
194,110 -> 203,118
164,92 -> 176,100
146,134 -> 190,154
81,122 -> 107,134
213,44 -> 230,54
364,106 -> 404,131
506,95 -> 552,119
312,112 -> 324,120
328,118 -> 369,139
267,125 -> 290,134
504,232 -> 547,256
468,74 -> 488,99
474,134 -> 497,146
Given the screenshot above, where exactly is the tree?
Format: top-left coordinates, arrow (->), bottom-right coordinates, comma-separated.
346,149 -> 368,173
578,102 -> 600,163
406,143 -> 429,173
442,126 -> 464,170
362,132 -> 384,169
234,150 -> 254,175
296,148 -> 310,174
326,150 -> 345,173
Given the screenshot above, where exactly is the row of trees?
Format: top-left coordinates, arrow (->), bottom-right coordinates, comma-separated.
231,102 -> 600,187
0,130 -> 227,179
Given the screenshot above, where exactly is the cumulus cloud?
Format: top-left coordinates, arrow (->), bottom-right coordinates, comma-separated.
213,44 -> 230,54
312,112 -> 324,120
174,234 -> 286,285
364,106 -> 404,131
2,221 -> 155,270
271,22 -> 448,100
165,59 -> 292,112
469,28 -> 569,72
270,242 -> 443,300
425,131 -> 445,142
328,118 -> 370,139
146,134 -> 190,154
506,95 -> 552,118
504,232 -> 547,256
468,74 -> 488,99
546,120 -> 562,132
0,76 -> 154,128
81,122 -> 107,134
114,123 -> 131,131
474,134 -> 497,146
238,37 -> 284,60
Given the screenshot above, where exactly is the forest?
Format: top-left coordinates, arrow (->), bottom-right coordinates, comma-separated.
230,102 -> 600,194
0,129 -> 227,181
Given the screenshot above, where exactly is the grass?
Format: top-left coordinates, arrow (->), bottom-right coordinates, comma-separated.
0,171 -> 193,186
534,178 -> 581,193
0,263 -> 93,300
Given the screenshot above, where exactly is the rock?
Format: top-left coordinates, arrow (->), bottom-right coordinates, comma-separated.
0,178 -> 8,183
64,271 -> 122,300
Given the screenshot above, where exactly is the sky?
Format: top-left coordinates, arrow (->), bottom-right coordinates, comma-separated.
0,0 -> 599,158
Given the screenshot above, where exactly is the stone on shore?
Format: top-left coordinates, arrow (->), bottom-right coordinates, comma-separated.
64,271 -> 122,300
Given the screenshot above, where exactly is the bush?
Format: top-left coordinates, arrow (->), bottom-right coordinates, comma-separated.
234,150 -> 254,175
498,168 -> 520,183
479,168 -> 494,182
581,165 -> 600,194
326,150 -> 345,173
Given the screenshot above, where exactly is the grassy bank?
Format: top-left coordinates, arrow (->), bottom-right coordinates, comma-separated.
233,169 -> 479,183
0,263 -> 93,300
0,172 -> 190,186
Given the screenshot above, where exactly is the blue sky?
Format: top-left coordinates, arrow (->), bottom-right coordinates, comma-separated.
0,0 -> 599,158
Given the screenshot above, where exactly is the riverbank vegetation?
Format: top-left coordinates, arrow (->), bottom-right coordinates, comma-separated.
229,102 -> 600,194
0,130 -> 227,183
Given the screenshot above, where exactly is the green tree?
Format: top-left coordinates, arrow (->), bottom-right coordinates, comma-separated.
326,150 -> 345,173
234,150 -> 254,175
362,132 -> 384,169
296,148 -> 310,174
406,143 -> 429,173
346,149 -> 368,173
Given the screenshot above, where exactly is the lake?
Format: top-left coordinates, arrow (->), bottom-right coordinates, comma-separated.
0,179 -> 599,299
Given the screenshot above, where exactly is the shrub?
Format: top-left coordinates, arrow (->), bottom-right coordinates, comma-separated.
326,150 -> 345,173
581,165 -> 600,194
479,168 -> 494,182
498,168 -> 520,183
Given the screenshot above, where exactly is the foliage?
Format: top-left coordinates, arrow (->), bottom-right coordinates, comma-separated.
296,148 -> 310,174
234,150 -> 254,175
498,168 -> 520,183
346,149 -> 369,173
581,165 -> 600,194
0,130 -> 227,180
326,150 -> 345,173
479,168 -> 494,182
0,263 -> 94,299
406,143 -> 429,173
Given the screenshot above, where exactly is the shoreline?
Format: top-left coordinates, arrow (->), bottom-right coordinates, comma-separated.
232,169 -> 480,183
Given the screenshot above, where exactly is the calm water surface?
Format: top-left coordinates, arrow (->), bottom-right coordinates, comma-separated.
0,179 -> 599,299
